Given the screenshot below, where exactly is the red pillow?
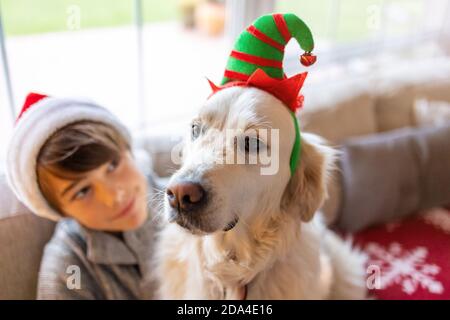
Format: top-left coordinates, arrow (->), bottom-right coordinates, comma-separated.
351,207 -> 450,300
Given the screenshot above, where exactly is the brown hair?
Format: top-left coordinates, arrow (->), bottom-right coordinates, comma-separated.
36,120 -> 130,210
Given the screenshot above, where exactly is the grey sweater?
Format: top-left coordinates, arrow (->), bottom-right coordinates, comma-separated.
37,215 -> 159,299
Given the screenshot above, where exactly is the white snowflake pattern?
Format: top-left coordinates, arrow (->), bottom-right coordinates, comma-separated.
422,207 -> 450,234
365,242 -> 444,295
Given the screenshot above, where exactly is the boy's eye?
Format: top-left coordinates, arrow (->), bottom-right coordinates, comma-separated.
107,157 -> 121,172
73,186 -> 91,201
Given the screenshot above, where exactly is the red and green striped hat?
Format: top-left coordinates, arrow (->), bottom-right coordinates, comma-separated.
222,13 -> 316,84
209,13 -> 316,176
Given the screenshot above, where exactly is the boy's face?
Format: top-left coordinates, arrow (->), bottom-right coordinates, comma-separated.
39,151 -> 149,231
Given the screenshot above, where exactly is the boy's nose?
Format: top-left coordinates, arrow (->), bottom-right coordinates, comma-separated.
98,184 -> 120,208
166,182 -> 206,213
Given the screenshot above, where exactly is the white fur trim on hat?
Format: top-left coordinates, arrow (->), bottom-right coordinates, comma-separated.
6,97 -> 131,221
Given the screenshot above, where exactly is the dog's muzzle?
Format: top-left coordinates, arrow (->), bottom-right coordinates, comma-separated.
166,180 -> 239,233
166,181 -> 207,214
166,180 -> 209,232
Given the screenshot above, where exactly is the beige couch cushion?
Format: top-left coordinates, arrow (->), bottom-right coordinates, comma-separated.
298,93 -> 378,144
375,79 -> 450,132
0,174 -> 55,299
415,80 -> 450,102
375,85 -> 417,132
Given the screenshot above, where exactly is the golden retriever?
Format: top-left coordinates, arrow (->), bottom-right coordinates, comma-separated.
154,86 -> 367,299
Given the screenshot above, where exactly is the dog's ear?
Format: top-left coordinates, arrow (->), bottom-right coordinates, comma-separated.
281,133 -> 337,222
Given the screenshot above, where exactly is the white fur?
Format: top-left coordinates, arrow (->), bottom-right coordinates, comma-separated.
155,87 -> 367,299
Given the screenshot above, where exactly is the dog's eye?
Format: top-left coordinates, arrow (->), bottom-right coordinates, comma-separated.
244,136 -> 262,153
191,124 -> 201,140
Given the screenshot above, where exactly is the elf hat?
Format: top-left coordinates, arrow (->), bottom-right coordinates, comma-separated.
207,13 -> 316,175
6,93 -> 131,221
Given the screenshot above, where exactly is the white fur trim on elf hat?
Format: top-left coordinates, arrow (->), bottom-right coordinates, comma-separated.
6,96 -> 131,221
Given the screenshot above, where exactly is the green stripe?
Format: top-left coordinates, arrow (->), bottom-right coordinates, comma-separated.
225,57 -> 283,81
253,14 -> 287,45
234,31 -> 284,61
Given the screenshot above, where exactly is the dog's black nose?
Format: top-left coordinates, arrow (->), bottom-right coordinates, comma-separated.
166,182 -> 206,213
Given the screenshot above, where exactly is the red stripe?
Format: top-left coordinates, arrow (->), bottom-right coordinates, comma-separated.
246,25 -> 284,52
230,50 -> 282,68
273,14 -> 291,43
223,70 -> 250,82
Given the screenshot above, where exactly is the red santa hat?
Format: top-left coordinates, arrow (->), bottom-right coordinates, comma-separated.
6,92 -> 131,221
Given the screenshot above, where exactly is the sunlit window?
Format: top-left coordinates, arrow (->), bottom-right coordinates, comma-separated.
1,0 -> 449,169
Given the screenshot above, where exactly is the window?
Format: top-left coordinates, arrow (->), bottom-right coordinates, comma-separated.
0,0 -> 230,164
0,0 -> 184,169
276,0 -> 449,75
1,0 -> 449,171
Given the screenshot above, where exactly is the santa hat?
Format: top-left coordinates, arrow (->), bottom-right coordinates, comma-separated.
208,13 -> 316,175
6,92 -> 131,221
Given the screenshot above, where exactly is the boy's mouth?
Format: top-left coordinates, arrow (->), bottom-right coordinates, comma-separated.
113,197 -> 136,220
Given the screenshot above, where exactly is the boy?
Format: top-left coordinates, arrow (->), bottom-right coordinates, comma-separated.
6,93 -> 158,299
